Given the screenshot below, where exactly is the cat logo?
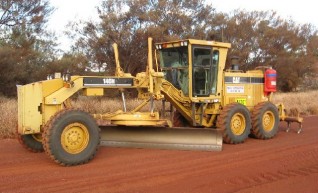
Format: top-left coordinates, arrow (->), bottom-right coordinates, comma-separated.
233,77 -> 240,83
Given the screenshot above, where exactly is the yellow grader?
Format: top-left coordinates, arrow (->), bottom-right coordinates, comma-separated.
17,38 -> 302,166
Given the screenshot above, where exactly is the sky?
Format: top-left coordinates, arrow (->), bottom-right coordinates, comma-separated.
212,0 -> 318,26
47,0 -> 318,52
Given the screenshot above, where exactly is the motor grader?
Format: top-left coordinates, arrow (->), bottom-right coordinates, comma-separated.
17,37 -> 302,166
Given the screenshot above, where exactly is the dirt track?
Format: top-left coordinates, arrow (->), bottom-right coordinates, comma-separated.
1,116 -> 318,193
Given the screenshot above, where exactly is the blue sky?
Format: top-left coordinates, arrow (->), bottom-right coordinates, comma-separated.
48,0 -> 318,52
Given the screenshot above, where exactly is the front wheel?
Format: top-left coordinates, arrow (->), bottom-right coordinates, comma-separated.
42,109 -> 100,166
251,102 -> 279,139
217,103 -> 251,144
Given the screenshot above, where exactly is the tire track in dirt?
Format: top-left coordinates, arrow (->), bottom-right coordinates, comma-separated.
1,116 -> 318,193
227,164 -> 318,186
225,148 -> 318,187
93,142 -> 318,192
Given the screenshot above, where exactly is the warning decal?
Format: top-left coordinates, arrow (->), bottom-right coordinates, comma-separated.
226,86 -> 244,94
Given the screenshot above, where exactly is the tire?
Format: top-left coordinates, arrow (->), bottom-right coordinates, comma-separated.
217,103 -> 251,144
251,102 -> 279,139
173,111 -> 190,127
42,109 -> 100,166
17,133 -> 44,153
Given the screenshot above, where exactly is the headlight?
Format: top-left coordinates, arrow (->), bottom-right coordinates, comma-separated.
62,74 -> 71,81
155,44 -> 162,49
181,41 -> 188,46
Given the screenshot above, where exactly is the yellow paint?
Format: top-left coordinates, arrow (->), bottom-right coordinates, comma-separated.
223,70 -> 266,109
83,88 -> 104,96
262,110 -> 275,132
17,79 -> 63,134
61,123 -> 89,154
45,77 -> 83,105
230,112 -> 246,135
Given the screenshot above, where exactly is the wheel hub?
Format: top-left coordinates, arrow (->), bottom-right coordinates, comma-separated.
61,123 -> 89,154
69,132 -> 79,142
231,113 -> 246,135
263,111 -> 274,131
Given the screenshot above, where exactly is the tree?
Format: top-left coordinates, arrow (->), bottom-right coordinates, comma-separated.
0,0 -> 55,96
0,0 -> 52,31
46,53 -> 88,75
70,1 -> 318,92
221,10 -> 318,91
70,0 -> 218,75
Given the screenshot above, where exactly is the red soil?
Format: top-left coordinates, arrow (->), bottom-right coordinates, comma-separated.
1,116 -> 317,193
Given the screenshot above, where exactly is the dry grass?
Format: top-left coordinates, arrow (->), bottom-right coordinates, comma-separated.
72,96 -> 163,114
0,96 -> 17,139
272,90 -> 318,115
1,90 -> 317,139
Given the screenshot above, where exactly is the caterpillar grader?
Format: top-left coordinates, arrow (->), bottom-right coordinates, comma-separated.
17,37 -> 302,166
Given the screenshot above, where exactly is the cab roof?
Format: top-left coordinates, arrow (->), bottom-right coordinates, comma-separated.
155,39 -> 231,49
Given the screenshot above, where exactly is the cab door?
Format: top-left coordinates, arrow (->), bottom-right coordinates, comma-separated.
192,46 -> 219,97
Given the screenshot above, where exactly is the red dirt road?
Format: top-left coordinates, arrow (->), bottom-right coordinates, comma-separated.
1,116 -> 318,193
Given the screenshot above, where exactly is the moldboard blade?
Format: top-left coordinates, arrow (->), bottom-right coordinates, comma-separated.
100,126 -> 222,151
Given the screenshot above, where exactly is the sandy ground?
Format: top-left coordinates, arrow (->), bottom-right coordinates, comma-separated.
0,116 -> 318,193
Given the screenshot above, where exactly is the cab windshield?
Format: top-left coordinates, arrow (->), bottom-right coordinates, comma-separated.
158,46 -> 189,95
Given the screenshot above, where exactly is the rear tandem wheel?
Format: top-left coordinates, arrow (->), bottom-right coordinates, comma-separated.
217,103 -> 251,144
251,102 -> 279,139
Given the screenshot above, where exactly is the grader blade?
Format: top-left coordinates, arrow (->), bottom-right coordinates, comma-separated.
100,126 -> 222,151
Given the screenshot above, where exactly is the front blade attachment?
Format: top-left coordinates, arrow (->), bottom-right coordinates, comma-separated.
100,126 -> 222,151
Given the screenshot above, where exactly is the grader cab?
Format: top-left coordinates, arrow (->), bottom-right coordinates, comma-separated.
17,38 -> 301,166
